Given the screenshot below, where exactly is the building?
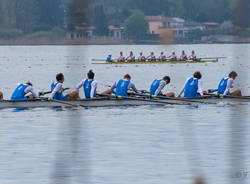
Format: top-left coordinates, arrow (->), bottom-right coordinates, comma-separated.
145,16 -> 185,38
68,26 -> 95,40
203,22 -> 220,30
108,26 -> 124,39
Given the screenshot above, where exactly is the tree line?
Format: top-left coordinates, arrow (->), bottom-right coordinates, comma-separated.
0,0 -> 248,39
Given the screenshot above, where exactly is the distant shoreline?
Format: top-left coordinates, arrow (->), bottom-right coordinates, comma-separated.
0,38 -> 250,45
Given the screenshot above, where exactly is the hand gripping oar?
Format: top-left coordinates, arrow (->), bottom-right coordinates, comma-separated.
39,88 -> 70,96
98,93 -> 192,105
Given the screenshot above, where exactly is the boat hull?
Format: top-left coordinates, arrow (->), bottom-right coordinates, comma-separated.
92,60 -> 217,65
0,97 -> 249,109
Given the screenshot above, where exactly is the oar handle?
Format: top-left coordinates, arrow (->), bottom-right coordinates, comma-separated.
39,88 -> 70,96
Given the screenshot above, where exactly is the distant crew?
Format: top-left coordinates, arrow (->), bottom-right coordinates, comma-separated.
180,50 -> 187,61
147,52 -> 156,61
117,51 -> 125,62
138,52 -> 146,62
102,74 -> 139,97
158,52 -> 167,61
188,50 -> 197,61
217,71 -> 242,96
178,71 -> 205,98
106,54 -> 113,62
75,70 -> 98,99
126,51 -> 135,62
11,81 -> 38,100
150,76 -> 175,97
169,52 -> 177,61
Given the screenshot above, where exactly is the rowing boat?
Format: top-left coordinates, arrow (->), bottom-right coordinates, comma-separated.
0,97 -> 249,109
92,59 -> 217,65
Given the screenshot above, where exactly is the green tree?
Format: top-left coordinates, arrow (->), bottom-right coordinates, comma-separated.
124,10 -> 149,41
92,4 -> 108,36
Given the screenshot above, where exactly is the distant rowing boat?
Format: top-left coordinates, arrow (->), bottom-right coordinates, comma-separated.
0,96 -> 249,109
92,59 -> 218,65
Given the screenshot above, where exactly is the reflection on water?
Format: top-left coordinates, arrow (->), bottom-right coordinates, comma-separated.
0,44 -> 250,184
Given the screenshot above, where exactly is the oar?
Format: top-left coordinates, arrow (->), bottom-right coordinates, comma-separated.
201,57 -> 227,59
98,93 -> 192,105
39,88 -> 69,96
91,59 -> 106,61
131,92 -> 216,104
41,97 -> 87,108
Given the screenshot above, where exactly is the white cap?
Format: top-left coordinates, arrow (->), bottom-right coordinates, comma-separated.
26,81 -> 33,85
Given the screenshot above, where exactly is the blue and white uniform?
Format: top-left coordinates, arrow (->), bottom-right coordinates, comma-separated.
11,83 -> 38,100
179,77 -> 203,98
76,79 -> 97,99
217,77 -> 233,96
51,82 -> 67,101
106,56 -> 112,62
111,79 -> 139,97
150,79 -> 167,96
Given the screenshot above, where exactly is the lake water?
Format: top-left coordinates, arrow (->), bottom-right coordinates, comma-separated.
0,44 -> 250,184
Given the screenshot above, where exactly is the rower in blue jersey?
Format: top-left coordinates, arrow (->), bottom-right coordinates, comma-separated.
101,74 -> 139,97
106,55 -> 113,62
51,73 -> 69,101
217,71 -> 242,96
150,76 -> 175,97
75,70 -> 97,99
178,71 -> 206,98
11,81 -> 38,100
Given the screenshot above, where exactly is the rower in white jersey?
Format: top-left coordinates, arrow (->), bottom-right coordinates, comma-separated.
217,71 -> 242,96
158,52 -> 167,61
138,52 -> 146,62
188,50 -> 197,61
168,52 -> 177,61
180,50 -> 187,61
102,74 -> 139,97
149,76 -> 175,97
75,70 -> 97,99
117,51 -> 125,62
11,81 -> 38,100
126,51 -> 135,62
178,71 -> 207,98
147,52 -> 156,61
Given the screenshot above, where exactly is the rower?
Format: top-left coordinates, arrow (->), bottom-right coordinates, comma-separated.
138,52 -> 146,62
147,52 -> 156,61
102,74 -> 139,97
0,91 -> 3,100
158,52 -> 167,61
11,81 -> 38,100
150,76 -> 175,97
126,51 -> 135,62
178,71 -> 206,98
188,50 -> 197,61
180,50 -> 187,61
169,52 -> 177,61
51,73 -> 70,101
217,71 -> 242,96
106,54 -> 113,62
75,70 -> 97,99
117,51 -> 125,62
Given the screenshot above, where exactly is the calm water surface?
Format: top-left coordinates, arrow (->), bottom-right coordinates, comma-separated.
0,44 -> 250,184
